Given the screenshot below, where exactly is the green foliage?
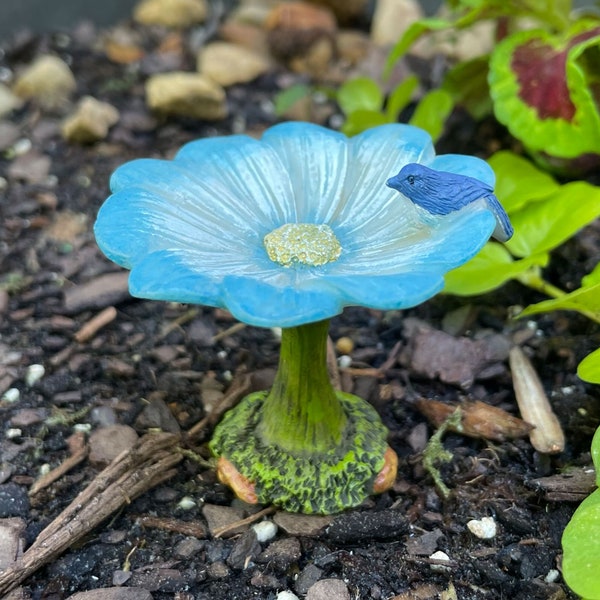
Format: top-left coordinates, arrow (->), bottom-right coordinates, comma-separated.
444,151 -> 600,295
385,0 -> 600,170
562,426 -> 600,599
336,75 -> 453,141
578,348 -> 600,384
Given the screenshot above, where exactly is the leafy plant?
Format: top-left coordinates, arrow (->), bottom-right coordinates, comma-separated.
335,75 -> 454,141
562,424 -> 600,599
444,150 -> 600,378
385,0 -> 600,174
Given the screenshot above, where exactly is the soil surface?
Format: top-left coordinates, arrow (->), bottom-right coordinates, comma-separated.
1,5 -> 599,600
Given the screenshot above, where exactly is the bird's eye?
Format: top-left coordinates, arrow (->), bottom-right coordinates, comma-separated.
407,175 -> 415,185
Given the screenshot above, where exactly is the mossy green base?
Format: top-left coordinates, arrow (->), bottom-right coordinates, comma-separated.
209,390 -> 388,514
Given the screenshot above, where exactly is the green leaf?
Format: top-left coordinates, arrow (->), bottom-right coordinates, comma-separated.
409,89 -> 454,142
518,282 -> 600,321
583,262 -> 600,288
578,348 -> 600,384
340,109 -> 388,137
385,75 -> 419,122
488,151 -> 560,214
504,181 -> 600,258
563,488 -> 600,599
489,24 -> 600,160
384,18 -> 453,78
562,426 -> 600,598
444,243 -> 549,296
337,77 -> 384,116
442,56 -> 493,120
274,84 -> 312,116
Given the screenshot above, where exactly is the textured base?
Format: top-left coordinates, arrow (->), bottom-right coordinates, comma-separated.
209,390 -> 392,514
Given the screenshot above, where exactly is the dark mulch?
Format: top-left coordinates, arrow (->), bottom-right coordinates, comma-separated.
1,10 -> 599,600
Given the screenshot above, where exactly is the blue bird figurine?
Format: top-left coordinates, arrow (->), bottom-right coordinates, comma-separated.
386,163 -> 514,242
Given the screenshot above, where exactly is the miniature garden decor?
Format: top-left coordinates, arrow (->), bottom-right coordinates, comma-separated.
94,121 -> 511,514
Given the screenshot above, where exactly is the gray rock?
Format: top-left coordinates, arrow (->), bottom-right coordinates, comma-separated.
227,529 -> 261,569
202,503 -> 247,537
63,272 -> 130,314
273,511 -> 332,536
198,42 -> 270,87
258,537 -> 301,569
295,563 -> 323,595
0,517 -> 25,570
13,55 -> 76,110
174,536 -> 205,559
134,396 -> 181,434
145,72 -> 227,121
88,425 -> 139,467
62,96 -> 119,144
306,578 -> 350,600
133,0 -> 207,28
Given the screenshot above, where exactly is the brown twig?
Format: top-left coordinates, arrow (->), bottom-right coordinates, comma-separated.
0,432 -> 182,596
74,306 -> 117,343
212,506 -> 276,538
136,515 -> 208,538
28,445 -> 89,496
186,373 -> 252,442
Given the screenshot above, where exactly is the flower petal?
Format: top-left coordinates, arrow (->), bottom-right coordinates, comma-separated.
328,271 -> 445,310
331,124 -> 436,233
430,154 -> 496,187
261,122 -> 349,223
222,275 -> 341,328
332,205 -> 496,275
129,250 -> 225,307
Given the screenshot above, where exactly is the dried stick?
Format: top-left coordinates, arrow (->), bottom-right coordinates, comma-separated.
28,445 -> 89,496
0,432 -> 182,596
74,306 -> 117,343
186,373 -> 252,442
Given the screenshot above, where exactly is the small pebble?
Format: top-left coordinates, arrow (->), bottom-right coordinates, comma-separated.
25,364 -> 45,387
277,592 -> 300,600
467,516 -> 497,539
178,496 -> 197,510
306,578 -> 350,600
338,355 -> 352,368
545,569 -> 560,583
2,388 -> 20,403
430,550 -> 452,572
335,336 -> 354,355
6,428 -> 22,439
252,520 -> 277,543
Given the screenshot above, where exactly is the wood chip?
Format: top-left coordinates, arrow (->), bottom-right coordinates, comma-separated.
509,346 -> 565,454
74,306 -> 117,342
415,398 -> 533,442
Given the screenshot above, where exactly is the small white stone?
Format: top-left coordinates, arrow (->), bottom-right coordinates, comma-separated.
6,428 -> 22,439
545,569 -> 560,583
276,592 -> 300,600
429,550 -> 452,572
25,364 -> 45,387
178,496 -> 197,510
338,355 -> 352,368
467,516 -> 497,539
2,388 -> 20,403
39,463 -> 51,476
252,520 -> 277,543
73,423 -> 92,433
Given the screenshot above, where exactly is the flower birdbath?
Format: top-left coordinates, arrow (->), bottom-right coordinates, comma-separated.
94,122 -> 511,514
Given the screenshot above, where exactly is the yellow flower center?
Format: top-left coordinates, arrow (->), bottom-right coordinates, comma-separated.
264,223 -> 342,267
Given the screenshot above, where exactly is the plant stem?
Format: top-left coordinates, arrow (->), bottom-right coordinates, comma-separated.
257,319 -> 347,455
518,270 -> 600,325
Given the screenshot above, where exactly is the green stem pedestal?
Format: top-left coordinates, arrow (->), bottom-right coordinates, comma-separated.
210,320 -> 396,514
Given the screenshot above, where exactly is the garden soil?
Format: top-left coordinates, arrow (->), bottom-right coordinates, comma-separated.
1,7 -> 599,600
